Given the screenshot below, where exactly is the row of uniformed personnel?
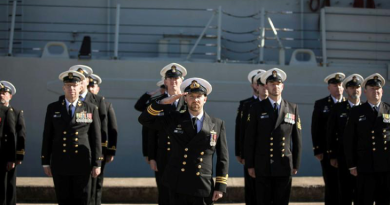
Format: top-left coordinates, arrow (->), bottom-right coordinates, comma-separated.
40,65 -> 118,205
235,69 -> 302,205
0,81 -> 26,205
312,72 -> 390,205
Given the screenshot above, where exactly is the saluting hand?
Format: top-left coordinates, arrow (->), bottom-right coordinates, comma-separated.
212,191 -> 223,201
92,167 -> 101,178
160,93 -> 188,105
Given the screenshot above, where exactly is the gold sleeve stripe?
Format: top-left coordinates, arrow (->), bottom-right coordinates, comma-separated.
101,142 -> 108,147
148,105 -> 163,113
216,181 -> 227,184
107,146 -> 116,150
147,106 -> 162,116
16,150 -> 25,155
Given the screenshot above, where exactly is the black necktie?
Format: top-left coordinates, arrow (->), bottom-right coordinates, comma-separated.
68,104 -> 73,117
192,117 -> 198,133
273,103 -> 279,118
373,106 -> 378,116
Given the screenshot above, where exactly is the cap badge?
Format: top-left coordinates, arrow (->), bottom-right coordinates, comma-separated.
352,76 -> 357,82
335,74 -> 340,80
190,80 -> 200,89
68,73 -> 73,79
77,68 -> 85,74
272,70 -> 277,77
90,78 -> 94,82
171,65 -> 177,73
374,76 -> 378,80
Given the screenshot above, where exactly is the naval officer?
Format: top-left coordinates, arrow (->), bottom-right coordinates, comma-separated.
344,73 -> 390,205
41,70 -> 102,205
245,68 -> 302,205
0,81 -> 26,205
139,77 -> 229,205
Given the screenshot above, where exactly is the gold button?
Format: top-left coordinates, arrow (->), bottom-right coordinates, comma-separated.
270,149 -> 273,152
282,143 -> 285,146
185,148 -> 188,151
384,129 -> 386,133
282,149 -> 285,152
372,136 -> 375,139
41,156 -> 45,159
313,147 -> 315,150
75,144 -> 79,147
330,150 -> 333,153
372,130 -> 375,133
200,158 -> 203,162
167,148 -> 171,151
196,172 -> 200,176
167,142 -> 171,145
385,135 -> 387,138
270,143 -> 273,146
181,168 -> 185,172
75,138 -> 78,141
184,155 -> 188,158
63,131 -> 67,134
373,142 -> 376,145
270,137 -> 273,140
385,141 -> 388,144
63,150 -> 66,153
198,165 -> 202,169
373,148 -> 376,151
270,154 -> 273,157
75,132 -> 78,135
183,161 -> 186,165
336,138 -> 339,141
282,137 -> 286,140
63,144 -> 66,147
282,154 -> 285,157
316,146 -> 319,148
63,138 -> 66,141
168,136 -> 170,139
75,150 -> 78,154
200,152 -> 204,155
385,147 -> 388,150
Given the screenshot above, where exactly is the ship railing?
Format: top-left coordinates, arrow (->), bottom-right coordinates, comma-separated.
2,1 -> 221,61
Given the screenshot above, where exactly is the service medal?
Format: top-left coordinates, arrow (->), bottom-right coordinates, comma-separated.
210,130 -> 217,146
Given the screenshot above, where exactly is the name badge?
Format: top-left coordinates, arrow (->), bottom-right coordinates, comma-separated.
323,106 -> 329,113
383,114 -> 390,123
340,113 -> 347,118
174,129 -> 183,134
284,113 -> 296,124
260,113 -> 269,119
359,115 -> 366,121
210,130 -> 217,147
53,114 -> 61,118
76,111 -> 93,123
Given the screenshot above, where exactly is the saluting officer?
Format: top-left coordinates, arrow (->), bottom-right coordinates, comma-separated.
0,99 -> 17,205
236,70 -> 268,205
0,81 -> 26,205
148,63 -> 188,205
245,68 -> 302,205
327,74 -> 363,205
344,73 -> 390,205
134,78 -> 166,162
312,72 -> 346,205
139,77 -> 229,205
41,70 -> 102,205
87,74 -> 118,163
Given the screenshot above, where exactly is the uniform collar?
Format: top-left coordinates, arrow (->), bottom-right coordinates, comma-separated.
253,95 -> 258,99
190,111 -> 205,122
368,101 -> 381,109
331,95 -> 343,103
65,98 -> 78,107
348,100 -> 360,108
80,90 -> 88,99
268,97 -> 282,106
